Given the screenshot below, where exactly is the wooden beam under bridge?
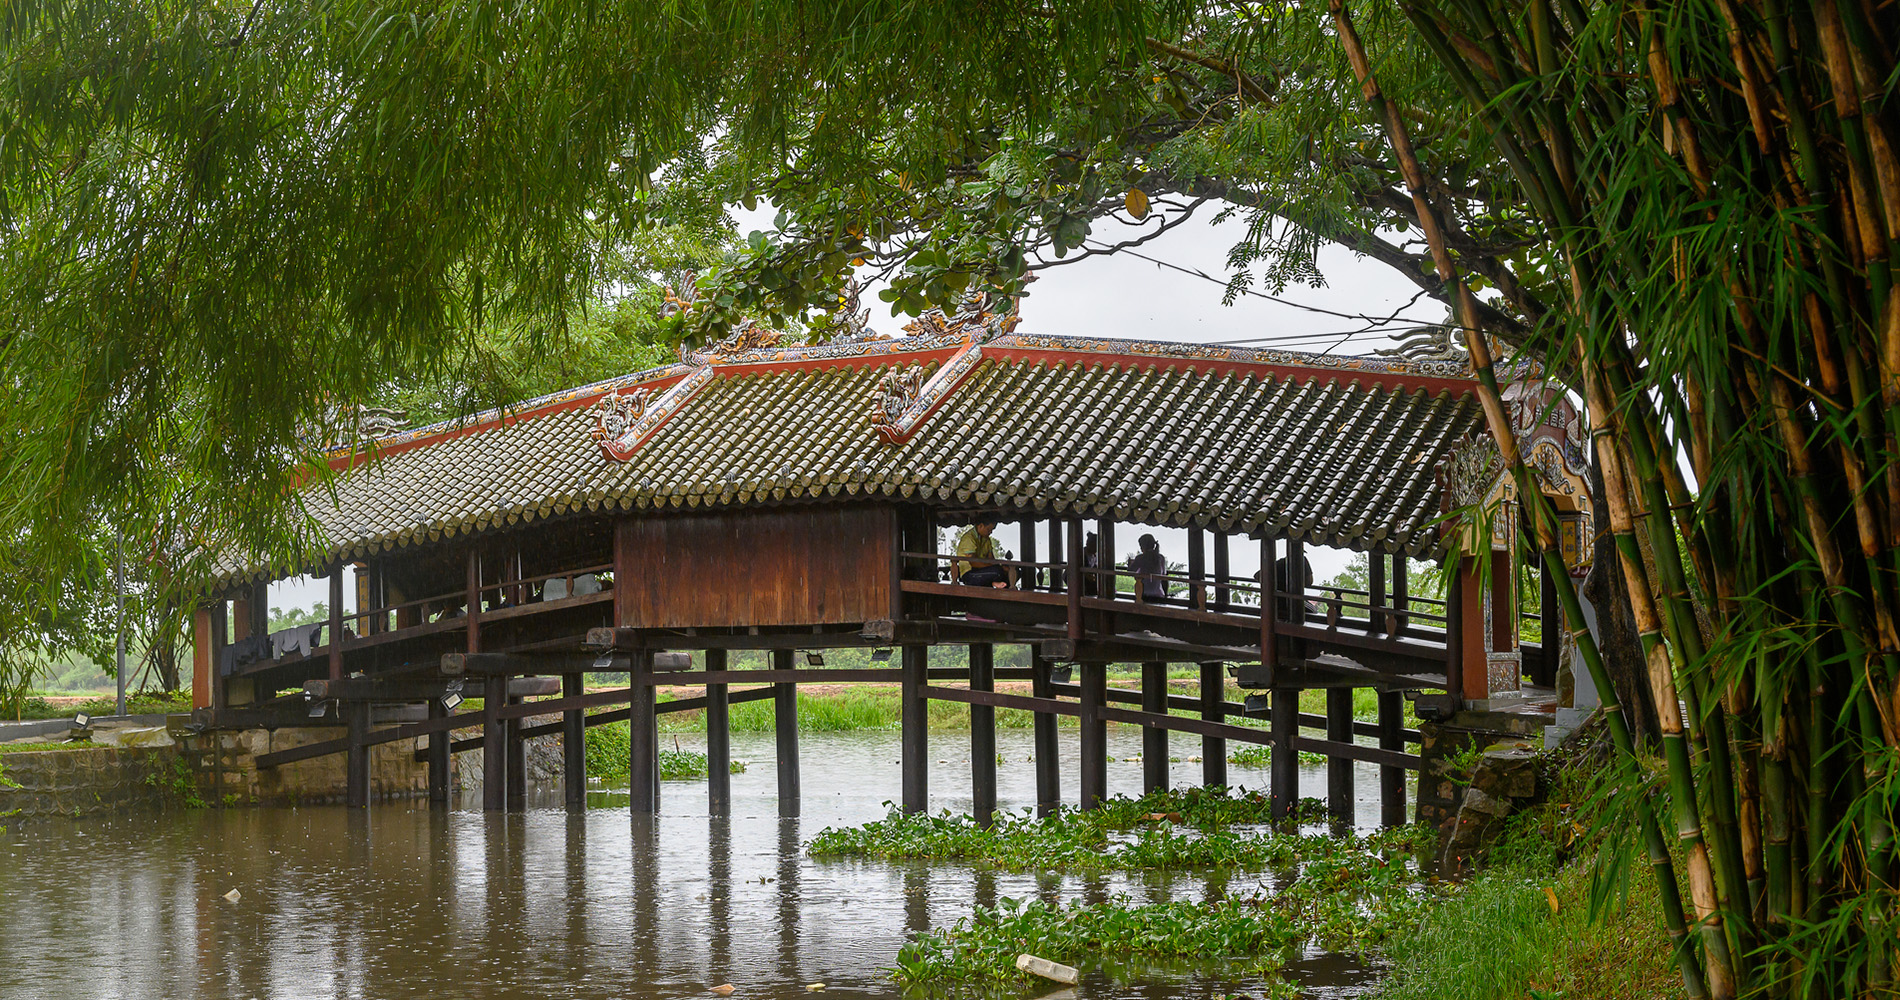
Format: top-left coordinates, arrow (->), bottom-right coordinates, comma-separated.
415,685 -> 779,760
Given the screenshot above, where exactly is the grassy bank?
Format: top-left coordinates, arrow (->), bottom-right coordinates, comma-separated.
649,681 -> 1408,735
1370,845 -> 1678,1000
1369,752 -> 1681,1000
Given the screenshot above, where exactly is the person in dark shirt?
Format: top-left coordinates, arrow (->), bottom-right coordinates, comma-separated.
1127,533 -> 1168,601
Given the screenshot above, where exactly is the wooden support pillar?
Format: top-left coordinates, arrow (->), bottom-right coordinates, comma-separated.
1370,550 -> 1387,636
1449,555 -> 1487,703
427,699 -> 451,804
628,648 -> 658,813
1200,661 -> 1227,789
706,649 -> 731,817
328,569 -> 344,682
1066,518 -> 1084,639
901,645 -> 929,814
1326,687 -> 1354,828
1490,548 -> 1514,653
1378,690 -> 1407,827
1214,532 -> 1231,612
210,600 -> 230,716
345,698 -> 371,809
773,648 -> 799,817
1260,536 -> 1278,687
1031,651 -> 1061,817
1270,688 -> 1299,821
969,644 -> 996,826
1538,561 -> 1561,687
1188,527 -> 1206,610
1019,519 -> 1038,591
505,688 -> 527,810
563,672 -> 586,811
1048,518 -> 1065,592
1097,520 -> 1117,599
1142,660 -> 1167,794
1078,662 -> 1108,811
191,606 -> 213,712
1392,556 -> 1409,634
482,672 -> 508,812
1287,537 -> 1306,624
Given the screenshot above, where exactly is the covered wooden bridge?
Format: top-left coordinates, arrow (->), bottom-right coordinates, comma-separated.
193,314 -> 1592,824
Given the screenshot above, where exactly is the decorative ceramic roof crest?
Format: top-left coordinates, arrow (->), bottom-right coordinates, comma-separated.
1434,378 -> 1589,552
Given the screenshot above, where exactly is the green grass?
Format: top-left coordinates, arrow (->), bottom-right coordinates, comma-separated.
583,722 -> 748,782
10,690 -> 192,720
1369,749 -> 1683,1000
0,741 -> 93,754
1369,849 -> 1679,1000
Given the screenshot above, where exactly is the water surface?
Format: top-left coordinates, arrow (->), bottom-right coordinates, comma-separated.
0,729 -> 1390,1000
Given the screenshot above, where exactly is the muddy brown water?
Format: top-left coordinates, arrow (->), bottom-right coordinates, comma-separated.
0,730 -> 1390,1000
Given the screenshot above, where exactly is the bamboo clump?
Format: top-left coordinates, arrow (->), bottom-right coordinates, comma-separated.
1330,0 -> 1900,996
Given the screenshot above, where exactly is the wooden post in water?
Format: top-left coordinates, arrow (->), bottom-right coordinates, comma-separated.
1378,689 -> 1407,826
482,671 -> 508,812
345,698 -> 370,809
477,546 -> 510,811
1079,662 -> 1108,810
901,645 -> 928,814
563,672 -> 586,812
1032,650 -> 1061,817
629,647 -> 658,813
505,686 -> 527,810
427,698 -> 451,804
1200,661 -> 1227,788
1142,660 -> 1167,794
707,649 -> 731,816
773,648 -> 799,817
969,643 -> 996,826
1326,687 -> 1354,828
1270,688 -> 1299,820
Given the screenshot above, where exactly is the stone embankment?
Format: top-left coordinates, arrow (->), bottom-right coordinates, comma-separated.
0,719 -> 435,820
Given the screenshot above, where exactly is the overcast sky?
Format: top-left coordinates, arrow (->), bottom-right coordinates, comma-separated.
275,212 -> 1436,611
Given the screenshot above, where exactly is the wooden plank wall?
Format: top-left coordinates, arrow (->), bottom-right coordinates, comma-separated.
615,506 -> 896,628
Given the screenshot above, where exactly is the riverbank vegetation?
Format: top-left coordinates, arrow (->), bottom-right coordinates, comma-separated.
817,789 -> 1437,989
582,722 -> 746,782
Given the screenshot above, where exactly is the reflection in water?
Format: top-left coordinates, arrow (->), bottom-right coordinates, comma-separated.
0,729 -> 1387,1000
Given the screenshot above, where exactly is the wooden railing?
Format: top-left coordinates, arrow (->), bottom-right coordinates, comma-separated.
899,549 -> 1454,663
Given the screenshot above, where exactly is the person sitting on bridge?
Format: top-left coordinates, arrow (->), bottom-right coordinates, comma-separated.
954,520 -> 1013,588
1127,533 -> 1168,601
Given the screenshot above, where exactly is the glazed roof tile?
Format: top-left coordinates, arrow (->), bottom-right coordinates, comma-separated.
215,332 -> 1493,584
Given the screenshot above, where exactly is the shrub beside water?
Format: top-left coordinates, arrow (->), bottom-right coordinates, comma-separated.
813,788 -> 1440,987
583,721 -> 746,782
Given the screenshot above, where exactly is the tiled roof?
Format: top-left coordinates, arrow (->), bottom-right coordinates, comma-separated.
216,332 -> 1494,584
